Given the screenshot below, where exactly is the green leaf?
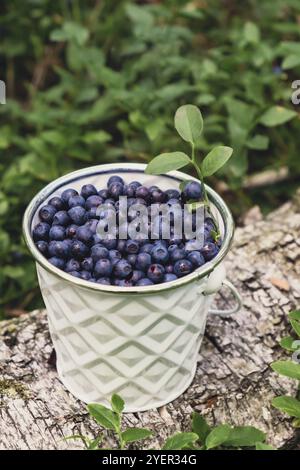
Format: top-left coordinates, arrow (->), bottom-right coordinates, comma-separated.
280,336 -> 300,352
272,396 -> 300,418
290,320 -> 300,337
223,426 -> 266,447
121,428 -> 152,444
87,404 -> 119,431
192,413 -> 211,443
282,55 -> 300,70
174,104 -> 203,144
256,442 -> 275,450
162,432 -> 199,450
111,394 -> 124,414
246,135 -> 269,150
292,418 -> 300,428
289,310 -> 300,321
259,106 -> 297,127
205,424 -> 231,450
50,21 -> 89,46
201,146 -> 233,177
244,22 -> 260,44
271,361 -> 300,380
145,152 -> 190,175
88,435 -> 103,450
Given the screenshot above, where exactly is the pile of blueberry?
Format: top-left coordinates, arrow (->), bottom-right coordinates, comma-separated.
32,175 -> 221,287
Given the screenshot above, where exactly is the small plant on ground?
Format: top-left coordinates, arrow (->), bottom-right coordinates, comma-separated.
67,393 -> 274,450
271,309 -> 300,427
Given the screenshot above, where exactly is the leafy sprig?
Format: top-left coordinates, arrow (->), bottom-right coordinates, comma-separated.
66,394 -> 273,450
271,309 -> 300,427
145,104 -> 233,209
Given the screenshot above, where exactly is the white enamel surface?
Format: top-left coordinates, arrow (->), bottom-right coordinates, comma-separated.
37,264 -> 214,412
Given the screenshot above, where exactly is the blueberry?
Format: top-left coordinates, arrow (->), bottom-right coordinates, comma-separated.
163,273 -> 178,282
71,240 -> 89,260
48,257 -> 66,270
108,249 -> 122,262
130,270 -> 144,283
81,257 -> 94,272
68,206 -> 87,225
165,189 -> 180,200
123,184 -> 135,197
81,184 -> 97,199
68,270 -> 82,279
96,277 -> 111,285
68,195 -> 86,208
151,189 -> 166,203
64,225 -> 77,241
127,254 -> 137,266
135,186 -> 149,201
117,240 -> 126,253
33,222 -> 50,241
61,188 -> 78,205
115,279 -> 133,287
107,175 -> 124,186
94,259 -> 113,278
81,270 -> 91,280
125,239 -> 139,254
151,245 -> 169,264
91,244 -> 109,262
153,239 -> 168,248
135,253 -> 151,271
140,243 -> 153,254
129,181 -> 142,190
35,240 -> 48,256
86,207 -> 100,220
49,225 -> 65,241
89,278 -> 96,283
76,226 -> 94,245
169,247 -> 185,262
65,259 -> 81,272
182,181 -> 202,200
187,251 -> 205,267
85,195 -> 103,210
85,218 -> 99,233
201,242 -> 219,261
101,237 -> 117,250
39,204 -> 57,223
104,198 -> 115,207
53,210 -> 71,226
49,196 -> 65,211
174,259 -> 193,277
165,264 -> 174,273
48,240 -> 70,259
114,259 -> 132,279
147,264 -> 165,283
136,278 -> 154,286
108,182 -> 124,200
98,189 -> 109,199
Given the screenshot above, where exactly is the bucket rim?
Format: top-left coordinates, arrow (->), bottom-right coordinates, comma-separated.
23,163 -> 234,295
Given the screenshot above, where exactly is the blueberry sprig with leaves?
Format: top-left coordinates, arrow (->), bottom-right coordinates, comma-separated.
145,104 -> 233,216
272,309 -> 300,427
67,393 -> 274,450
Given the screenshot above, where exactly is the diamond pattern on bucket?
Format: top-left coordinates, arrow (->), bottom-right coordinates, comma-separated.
37,265 -> 212,412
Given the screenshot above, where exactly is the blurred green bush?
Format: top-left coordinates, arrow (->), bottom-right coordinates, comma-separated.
0,0 -> 300,316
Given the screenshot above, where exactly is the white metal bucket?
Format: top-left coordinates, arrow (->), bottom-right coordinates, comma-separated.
23,163 -> 241,412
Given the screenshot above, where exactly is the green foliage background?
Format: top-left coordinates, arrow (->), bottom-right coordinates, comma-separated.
0,0 -> 300,316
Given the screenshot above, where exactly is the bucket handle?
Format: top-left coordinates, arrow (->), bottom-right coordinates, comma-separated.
208,279 -> 242,317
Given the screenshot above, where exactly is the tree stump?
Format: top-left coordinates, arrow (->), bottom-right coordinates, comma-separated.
1,194 -> 300,450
